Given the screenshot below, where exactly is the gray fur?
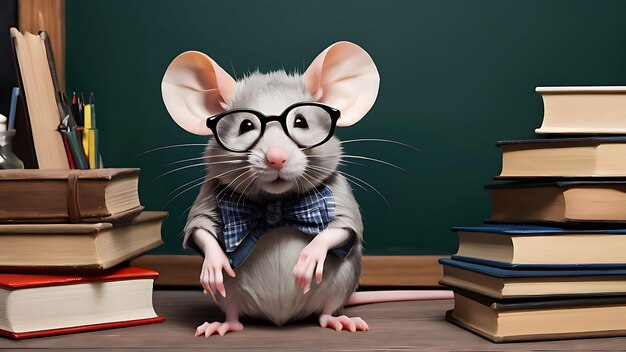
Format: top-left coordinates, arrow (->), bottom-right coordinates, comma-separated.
183,70 -> 363,324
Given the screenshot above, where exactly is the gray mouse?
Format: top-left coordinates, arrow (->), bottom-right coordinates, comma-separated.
161,41 -> 452,337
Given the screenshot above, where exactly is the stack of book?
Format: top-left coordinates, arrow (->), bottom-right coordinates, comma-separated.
441,86 -> 626,342
0,168 -> 166,339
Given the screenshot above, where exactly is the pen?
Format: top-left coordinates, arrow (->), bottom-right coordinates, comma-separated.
71,92 -> 82,126
90,92 -> 99,168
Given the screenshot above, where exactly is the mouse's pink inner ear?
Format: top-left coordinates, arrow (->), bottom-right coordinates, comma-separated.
161,51 -> 236,135
303,41 -> 380,127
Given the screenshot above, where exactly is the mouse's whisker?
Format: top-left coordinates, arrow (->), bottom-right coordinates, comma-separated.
338,171 -> 391,212
236,172 -> 259,207
305,155 -> 363,166
165,154 -> 248,167
180,203 -> 194,219
296,168 -> 326,196
215,170 -> 253,202
307,165 -> 392,212
161,178 -> 207,210
136,143 -> 208,156
293,174 -> 301,194
234,171 -> 257,199
163,165 -> 253,210
214,169 -> 256,201
299,170 -> 331,195
307,154 -> 410,175
203,159 -> 249,165
298,172 -> 325,200
154,163 -> 209,180
171,165 -> 252,196
304,153 -> 341,158
157,159 -> 250,180
205,165 -> 254,185
304,166 -> 336,182
168,166 -> 244,196
338,159 -> 366,167
306,166 -> 365,194
168,174 -> 206,196
340,155 -> 413,176
339,138 -> 421,152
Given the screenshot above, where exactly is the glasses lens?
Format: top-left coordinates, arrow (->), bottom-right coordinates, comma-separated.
215,112 -> 262,151
286,105 -> 333,147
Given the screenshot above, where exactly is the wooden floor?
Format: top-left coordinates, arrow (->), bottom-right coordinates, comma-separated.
2,290 -> 626,351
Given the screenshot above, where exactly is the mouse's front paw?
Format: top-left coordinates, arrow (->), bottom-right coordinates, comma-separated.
194,321 -> 244,337
293,241 -> 329,293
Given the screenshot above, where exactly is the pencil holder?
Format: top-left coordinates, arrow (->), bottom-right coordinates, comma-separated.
0,130 -> 24,169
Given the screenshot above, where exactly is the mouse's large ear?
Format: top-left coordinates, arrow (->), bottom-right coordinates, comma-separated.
303,41 -> 379,127
162,51 -> 236,135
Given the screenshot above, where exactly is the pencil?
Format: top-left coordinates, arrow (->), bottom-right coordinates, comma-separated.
88,129 -> 96,169
82,104 -> 91,161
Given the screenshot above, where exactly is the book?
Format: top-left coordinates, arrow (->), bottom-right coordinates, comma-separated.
446,291 -> 626,342
438,258 -> 626,299
496,137 -> 626,178
486,180 -> 626,225
0,266 -> 165,339
452,225 -> 626,268
0,211 -> 166,271
535,86 -> 626,135
0,168 -> 143,223
10,28 -> 68,169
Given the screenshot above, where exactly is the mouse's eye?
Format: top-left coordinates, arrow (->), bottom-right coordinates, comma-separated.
293,114 -> 309,129
239,119 -> 255,135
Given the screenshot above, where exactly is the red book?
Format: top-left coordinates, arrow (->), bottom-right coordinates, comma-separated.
0,267 -> 164,339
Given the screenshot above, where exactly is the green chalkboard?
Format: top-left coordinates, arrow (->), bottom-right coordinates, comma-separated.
65,0 -> 626,256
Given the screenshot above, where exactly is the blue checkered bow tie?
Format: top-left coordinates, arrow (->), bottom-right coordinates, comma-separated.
216,186 -> 336,266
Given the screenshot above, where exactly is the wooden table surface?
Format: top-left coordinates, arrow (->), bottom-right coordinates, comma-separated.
2,290 -> 626,351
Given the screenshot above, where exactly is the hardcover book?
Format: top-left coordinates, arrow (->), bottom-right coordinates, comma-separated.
10,28 -> 68,169
535,86 -> 626,135
452,225 -> 626,268
439,258 -> 626,299
0,168 -> 143,223
0,211 -> 166,271
446,291 -> 626,342
0,266 -> 164,339
497,137 -> 626,178
486,180 -> 626,225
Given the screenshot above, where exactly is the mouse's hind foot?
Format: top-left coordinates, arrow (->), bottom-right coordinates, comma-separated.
319,314 -> 369,332
194,321 -> 244,337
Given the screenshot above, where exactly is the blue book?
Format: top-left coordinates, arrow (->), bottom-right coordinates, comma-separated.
451,225 -> 626,269
439,258 -> 626,299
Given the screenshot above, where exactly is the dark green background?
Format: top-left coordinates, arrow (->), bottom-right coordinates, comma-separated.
65,0 -> 626,255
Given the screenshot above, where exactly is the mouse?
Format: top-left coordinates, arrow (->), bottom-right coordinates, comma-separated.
161,41 -> 452,337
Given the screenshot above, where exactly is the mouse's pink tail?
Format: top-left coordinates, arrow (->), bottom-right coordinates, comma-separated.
345,290 -> 453,307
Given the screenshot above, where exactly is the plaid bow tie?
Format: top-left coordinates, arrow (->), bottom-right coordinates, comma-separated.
216,186 -> 336,267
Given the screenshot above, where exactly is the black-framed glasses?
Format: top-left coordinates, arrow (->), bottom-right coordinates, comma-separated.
206,102 -> 340,152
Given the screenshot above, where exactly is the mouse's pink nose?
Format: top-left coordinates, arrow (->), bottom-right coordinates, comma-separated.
266,147 -> 288,170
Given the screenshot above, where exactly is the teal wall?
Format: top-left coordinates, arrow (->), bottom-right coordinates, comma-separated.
65,0 -> 626,255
